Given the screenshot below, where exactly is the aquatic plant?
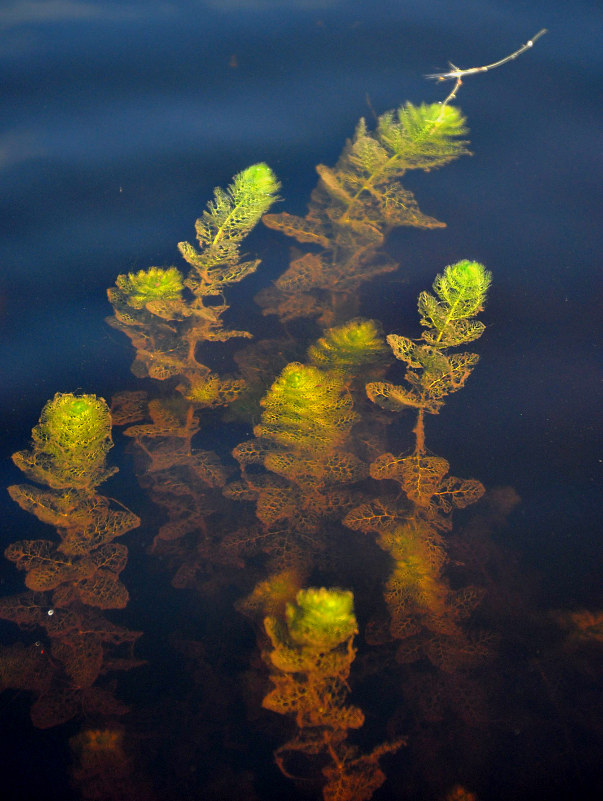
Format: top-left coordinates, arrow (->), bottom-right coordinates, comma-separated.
367,259 -> 491,451
1,28 -> 558,800
257,102 -> 469,326
70,726 -> 148,800
108,162 -> 280,389
262,586 -> 403,800
344,265 -> 490,669
1,394 -> 140,727
106,165 -> 279,555
285,586 -> 357,648
255,362 -> 358,454
225,360 -> 367,569
114,266 -> 184,310
307,317 -> 390,379
11,392 -> 116,490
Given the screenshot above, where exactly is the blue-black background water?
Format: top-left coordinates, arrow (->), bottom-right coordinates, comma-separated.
0,1 -> 601,799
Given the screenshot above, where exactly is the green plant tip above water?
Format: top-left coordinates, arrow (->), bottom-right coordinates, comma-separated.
191,162 -> 281,253
286,587 -> 357,649
256,363 -> 357,453
308,318 -> 389,373
418,259 -> 491,346
38,393 -> 112,450
12,393 -> 116,490
238,162 -> 281,200
429,259 -> 491,319
117,267 -> 184,309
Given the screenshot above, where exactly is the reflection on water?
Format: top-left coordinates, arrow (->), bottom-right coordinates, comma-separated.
0,2 -> 601,800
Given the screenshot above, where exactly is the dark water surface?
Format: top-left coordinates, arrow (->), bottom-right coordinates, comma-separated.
1,1 -> 601,800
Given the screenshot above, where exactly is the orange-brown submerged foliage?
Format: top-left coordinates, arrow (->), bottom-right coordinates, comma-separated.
258,104 -> 469,326
1,395 -> 141,727
260,587 -> 403,800
343,263 -> 491,669
345,444 -> 486,669
226,362 -> 368,570
107,165 -> 279,411
345,450 -> 487,669
70,726 -> 155,801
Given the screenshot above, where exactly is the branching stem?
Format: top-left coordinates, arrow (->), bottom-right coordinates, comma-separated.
428,29 -> 547,112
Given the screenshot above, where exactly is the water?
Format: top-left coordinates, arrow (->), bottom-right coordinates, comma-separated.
0,1 -> 601,799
